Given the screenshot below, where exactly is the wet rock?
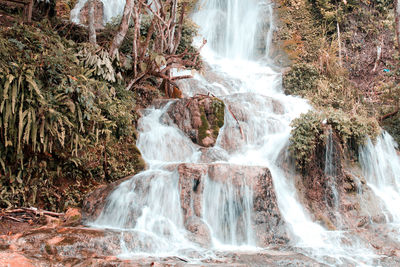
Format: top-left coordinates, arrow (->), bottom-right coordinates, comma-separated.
63,208 -> 82,226
178,164 -> 207,221
185,216 -> 212,248
177,163 -> 287,246
82,176 -> 132,222
167,95 -> 225,147
219,93 -> 285,152
78,0 -> 104,29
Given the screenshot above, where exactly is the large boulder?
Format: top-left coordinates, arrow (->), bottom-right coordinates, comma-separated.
167,95 -> 225,147
185,216 -> 212,248
176,163 -> 287,246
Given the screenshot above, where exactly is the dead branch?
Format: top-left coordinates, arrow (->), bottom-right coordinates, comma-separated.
226,105 -> 245,140
380,107 -> 400,122
0,207 -> 63,223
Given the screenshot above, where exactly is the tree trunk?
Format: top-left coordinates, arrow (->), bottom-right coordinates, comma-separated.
168,0 -> 178,53
109,0 -> 135,59
132,2 -> 141,77
88,0 -> 97,45
396,0 -> 400,52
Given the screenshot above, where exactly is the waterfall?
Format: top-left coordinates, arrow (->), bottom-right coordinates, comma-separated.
202,175 -> 255,247
324,128 -> 340,211
359,132 -> 400,224
87,0 -> 399,265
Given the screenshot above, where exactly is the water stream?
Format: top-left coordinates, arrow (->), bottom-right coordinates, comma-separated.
75,0 -> 400,265
360,132 -> 400,228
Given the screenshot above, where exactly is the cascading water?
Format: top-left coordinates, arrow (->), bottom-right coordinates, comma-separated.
360,132 -> 400,225
87,0 -> 400,265
202,175 -> 255,247
324,128 -> 340,220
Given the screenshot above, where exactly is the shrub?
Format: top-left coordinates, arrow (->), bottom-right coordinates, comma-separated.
289,109 -> 380,171
0,24 -> 143,211
283,63 -> 320,96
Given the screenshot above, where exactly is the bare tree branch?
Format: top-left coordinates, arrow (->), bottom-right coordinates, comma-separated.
88,0 -> 97,45
110,0 -> 135,59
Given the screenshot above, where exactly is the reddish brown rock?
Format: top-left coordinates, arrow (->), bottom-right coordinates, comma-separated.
0,252 -> 34,267
178,164 -> 207,221
63,208 -> 82,226
176,163 -> 287,246
82,176 -> 132,222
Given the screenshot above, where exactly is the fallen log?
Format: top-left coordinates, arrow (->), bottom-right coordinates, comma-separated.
0,207 -> 63,223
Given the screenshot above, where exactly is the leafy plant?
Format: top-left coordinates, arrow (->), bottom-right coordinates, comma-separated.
0,24 -> 143,211
283,63 -> 320,96
76,44 -> 121,83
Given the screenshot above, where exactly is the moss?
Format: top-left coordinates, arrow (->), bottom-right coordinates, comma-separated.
289,111 -> 324,172
211,98 -> 225,138
198,107 -> 210,143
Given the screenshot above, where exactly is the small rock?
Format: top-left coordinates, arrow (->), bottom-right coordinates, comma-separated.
185,216 -> 212,248
201,136 -> 215,147
64,208 -> 82,226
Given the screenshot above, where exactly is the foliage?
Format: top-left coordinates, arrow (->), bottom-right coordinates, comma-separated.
309,0 -> 359,23
289,110 -> 380,171
277,0 -> 398,175
289,112 -> 324,171
76,44 -> 121,83
0,24 -> 143,211
283,63 -> 320,95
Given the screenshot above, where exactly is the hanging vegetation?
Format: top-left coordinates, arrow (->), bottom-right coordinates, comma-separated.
289,109 -> 380,172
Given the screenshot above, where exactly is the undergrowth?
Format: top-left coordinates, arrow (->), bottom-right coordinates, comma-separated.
276,0 -> 397,170
0,24 -> 144,211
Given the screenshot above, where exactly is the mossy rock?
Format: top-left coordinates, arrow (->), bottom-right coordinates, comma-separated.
167,96 -> 225,147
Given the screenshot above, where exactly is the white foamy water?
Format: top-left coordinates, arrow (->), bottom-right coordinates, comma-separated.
360,132 -> 400,225
87,0 -> 399,265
